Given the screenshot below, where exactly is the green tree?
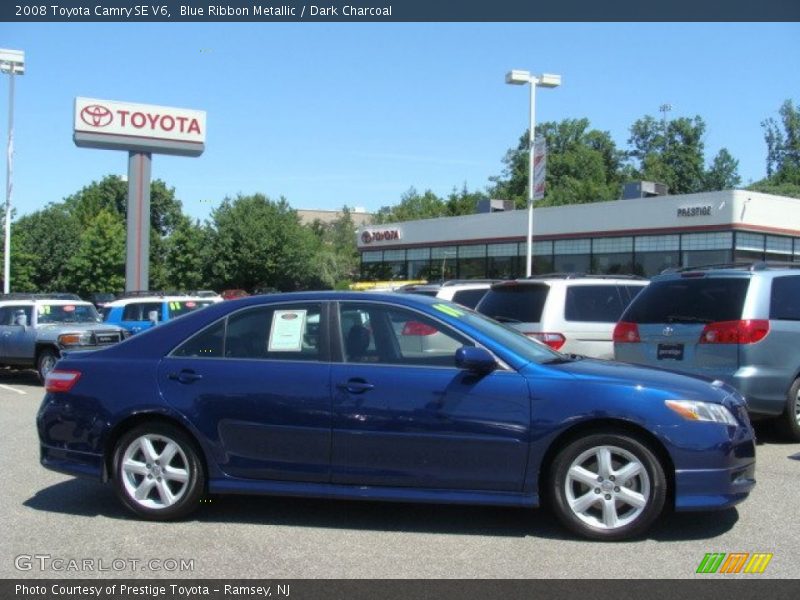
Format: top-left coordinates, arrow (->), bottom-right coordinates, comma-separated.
373,188 -> 447,224
704,148 -> 741,190
63,210 -> 126,297
306,207 -> 360,289
206,194 -> 317,291
748,99 -> 800,199
628,115 -> 708,194
11,204 -> 81,291
490,118 -> 625,207
445,184 -> 488,216
163,216 -> 208,290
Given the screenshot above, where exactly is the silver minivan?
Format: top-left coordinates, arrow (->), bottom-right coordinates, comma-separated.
614,263 -> 800,441
476,275 -> 648,359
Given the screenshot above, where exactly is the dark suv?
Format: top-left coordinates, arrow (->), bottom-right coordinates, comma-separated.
614,263 -> 800,440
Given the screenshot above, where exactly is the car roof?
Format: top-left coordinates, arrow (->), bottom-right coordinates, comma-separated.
0,298 -> 93,306
106,295 -> 217,306
652,261 -> 800,282
491,275 -> 648,288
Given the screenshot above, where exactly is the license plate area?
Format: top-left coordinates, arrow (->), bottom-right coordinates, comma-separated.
657,343 -> 684,360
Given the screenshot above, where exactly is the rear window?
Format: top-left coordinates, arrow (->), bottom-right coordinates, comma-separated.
476,284 -> 549,323
450,288 -> 489,309
770,276 -> 800,321
565,285 -> 643,323
622,277 -> 749,324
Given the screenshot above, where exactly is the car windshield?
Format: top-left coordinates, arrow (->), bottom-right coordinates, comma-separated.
169,300 -> 214,318
440,304 -> 563,364
37,303 -> 101,323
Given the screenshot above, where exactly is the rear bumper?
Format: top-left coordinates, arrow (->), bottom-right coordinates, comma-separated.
40,444 -> 105,481
674,461 -> 756,511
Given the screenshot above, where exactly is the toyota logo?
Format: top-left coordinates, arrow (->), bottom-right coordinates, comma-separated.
80,104 -> 113,128
361,231 -> 373,244
662,326 -> 674,337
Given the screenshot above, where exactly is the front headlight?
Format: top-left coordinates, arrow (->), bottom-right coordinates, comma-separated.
58,332 -> 93,346
665,399 -> 738,426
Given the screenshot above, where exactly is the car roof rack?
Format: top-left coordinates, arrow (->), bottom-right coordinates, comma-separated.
440,279 -> 502,286
0,292 -> 82,301
116,290 -> 215,299
524,273 -> 648,281
662,261 -> 800,274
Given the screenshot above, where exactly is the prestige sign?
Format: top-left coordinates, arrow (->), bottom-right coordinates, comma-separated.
74,97 -> 206,157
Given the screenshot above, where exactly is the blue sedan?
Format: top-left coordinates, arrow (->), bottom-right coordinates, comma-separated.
37,292 -> 756,540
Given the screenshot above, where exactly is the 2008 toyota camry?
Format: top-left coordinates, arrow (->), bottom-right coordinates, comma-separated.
37,292 -> 756,540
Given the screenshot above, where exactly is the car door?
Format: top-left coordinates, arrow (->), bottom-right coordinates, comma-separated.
330,301 -> 531,492
0,305 -> 35,361
157,301 -> 332,482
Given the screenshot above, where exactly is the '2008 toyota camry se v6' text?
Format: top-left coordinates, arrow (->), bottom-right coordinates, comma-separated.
37,292 -> 756,540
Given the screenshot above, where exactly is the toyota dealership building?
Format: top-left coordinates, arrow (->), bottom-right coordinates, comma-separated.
356,189 -> 800,281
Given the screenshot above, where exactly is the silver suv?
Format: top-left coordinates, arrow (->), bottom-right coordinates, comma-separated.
0,295 -> 128,380
476,275 -> 648,359
396,280 -> 496,309
614,263 -> 800,441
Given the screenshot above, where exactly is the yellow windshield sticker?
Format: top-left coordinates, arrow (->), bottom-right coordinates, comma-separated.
433,303 -> 464,318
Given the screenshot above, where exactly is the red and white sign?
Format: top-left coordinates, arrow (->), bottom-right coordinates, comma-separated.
74,97 -> 206,144
361,228 -> 402,245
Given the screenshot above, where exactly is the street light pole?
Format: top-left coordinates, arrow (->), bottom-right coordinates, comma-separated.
506,70 -> 561,277
0,49 -> 24,295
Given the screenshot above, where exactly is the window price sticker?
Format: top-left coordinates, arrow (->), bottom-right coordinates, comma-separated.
268,309 -> 307,352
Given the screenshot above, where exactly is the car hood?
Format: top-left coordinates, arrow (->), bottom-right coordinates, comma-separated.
37,323 -> 122,332
536,356 -> 742,405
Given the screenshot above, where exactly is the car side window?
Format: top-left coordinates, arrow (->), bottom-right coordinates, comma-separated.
225,303 -> 322,361
451,288 -> 488,309
339,303 -> 468,367
172,320 -> 225,358
770,276 -> 800,321
0,305 -> 32,326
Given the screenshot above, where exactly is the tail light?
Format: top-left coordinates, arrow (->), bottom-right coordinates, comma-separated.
402,321 -> 438,336
613,321 -> 641,343
699,320 -> 769,345
45,370 -> 82,393
525,332 -> 566,350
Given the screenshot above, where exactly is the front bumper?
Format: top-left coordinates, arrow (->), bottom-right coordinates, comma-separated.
674,461 -> 756,511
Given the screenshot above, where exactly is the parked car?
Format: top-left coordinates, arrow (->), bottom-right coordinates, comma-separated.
38,292 -> 755,540
397,280 -> 497,309
0,294 -> 128,380
221,289 -> 249,300
87,292 -> 116,310
614,262 -> 800,441
103,293 -> 222,334
476,275 -> 648,359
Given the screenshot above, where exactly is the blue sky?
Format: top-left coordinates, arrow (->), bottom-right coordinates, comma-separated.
1,22 -> 798,222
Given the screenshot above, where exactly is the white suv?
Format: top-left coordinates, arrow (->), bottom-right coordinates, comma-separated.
396,280 -> 496,309
476,275 -> 648,359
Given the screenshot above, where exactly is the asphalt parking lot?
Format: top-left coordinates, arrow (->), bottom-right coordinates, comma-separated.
1,369 -> 798,579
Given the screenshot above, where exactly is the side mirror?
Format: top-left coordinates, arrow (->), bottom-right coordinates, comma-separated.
455,346 -> 497,374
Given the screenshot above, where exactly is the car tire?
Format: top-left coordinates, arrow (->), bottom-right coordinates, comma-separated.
36,348 -> 59,382
548,432 -> 667,541
112,423 -> 205,520
775,378 -> 800,443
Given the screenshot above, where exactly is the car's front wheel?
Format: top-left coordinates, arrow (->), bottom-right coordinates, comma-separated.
549,433 -> 667,541
36,348 -> 59,381
112,423 -> 205,520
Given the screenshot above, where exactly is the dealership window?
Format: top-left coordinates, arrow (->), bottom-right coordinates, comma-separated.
406,247 -> 431,279
458,244 -> 487,279
634,235 -> 680,276
554,239 -> 590,273
430,247 -> 458,280
592,237 -> 633,274
682,232 -> 733,267
382,249 -> 407,280
765,235 -> 792,263
734,232 -> 765,263
529,240 -> 554,274
488,243 -> 519,278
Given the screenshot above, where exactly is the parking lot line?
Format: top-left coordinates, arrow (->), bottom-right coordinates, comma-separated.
0,384 -> 27,395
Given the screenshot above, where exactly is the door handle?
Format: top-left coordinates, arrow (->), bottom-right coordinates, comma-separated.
168,370 -> 203,384
336,379 -> 374,394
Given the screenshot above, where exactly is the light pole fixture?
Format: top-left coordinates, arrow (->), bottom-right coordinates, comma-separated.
505,69 -> 561,277
0,48 -> 24,294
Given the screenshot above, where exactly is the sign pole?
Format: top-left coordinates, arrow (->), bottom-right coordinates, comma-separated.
125,151 -> 151,292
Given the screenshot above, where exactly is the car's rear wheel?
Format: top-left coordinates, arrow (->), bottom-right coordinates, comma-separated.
549,433 -> 667,541
36,348 -> 59,382
775,378 -> 800,443
112,423 -> 205,520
